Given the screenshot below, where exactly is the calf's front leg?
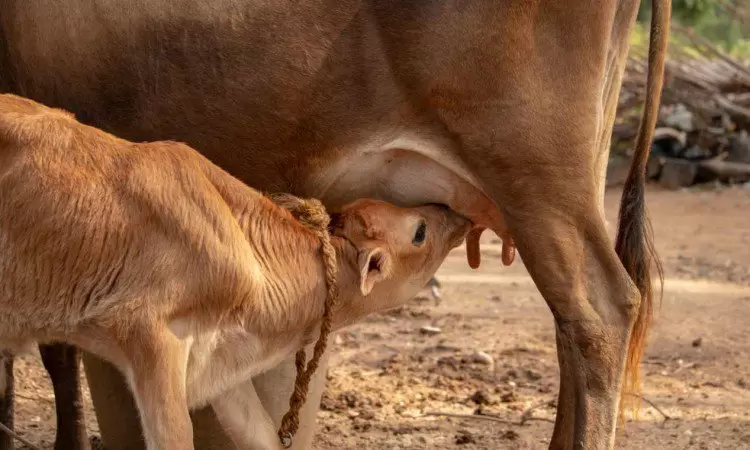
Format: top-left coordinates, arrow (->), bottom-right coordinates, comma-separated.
119,327 -> 193,450
211,380 -> 281,450
251,339 -> 331,450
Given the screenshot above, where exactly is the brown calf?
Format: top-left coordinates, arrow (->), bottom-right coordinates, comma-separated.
0,94 -> 470,449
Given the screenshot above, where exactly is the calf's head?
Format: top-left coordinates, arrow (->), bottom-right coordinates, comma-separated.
331,199 -> 470,325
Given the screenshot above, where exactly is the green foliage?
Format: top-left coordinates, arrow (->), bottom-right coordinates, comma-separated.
636,0 -> 750,57
639,0 -> 718,25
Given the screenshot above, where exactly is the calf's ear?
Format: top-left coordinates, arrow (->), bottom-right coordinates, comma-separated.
358,248 -> 392,296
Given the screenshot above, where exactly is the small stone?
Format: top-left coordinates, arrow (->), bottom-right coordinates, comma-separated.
470,390 -> 492,405
352,419 -> 372,432
320,393 -> 339,411
500,391 -> 517,403
472,351 -> 494,366
503,430 -> 520,440
419,326 -> 442,336
339,391 -> 358,408
393,425 -> 413,435
455,430 -> 476,445
507,380 -> 517,388
489,295 -> 502,302
692,337 -> 703,348
737,378 -> 747,389
334,334 -> 344,345
524,369 -> 542,381
347,410 -> 360,418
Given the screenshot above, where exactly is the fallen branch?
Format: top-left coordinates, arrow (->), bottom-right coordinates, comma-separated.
0,422 -> 42,450
423,411 -> 515,424
713,95 -> 750,121
698,158 -> 750,179
519,400 -> 555,425
424,401 -> 555,426
625,393 -> 673,424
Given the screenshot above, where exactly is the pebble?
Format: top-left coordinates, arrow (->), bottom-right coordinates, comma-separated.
524,368 -> 543,381
470,389 -> 492,405
419,326 -> 442,336
692,337 -> 703,347
455,430 -> 476,445
500,391 -> 518,403
472,351 -> 494,366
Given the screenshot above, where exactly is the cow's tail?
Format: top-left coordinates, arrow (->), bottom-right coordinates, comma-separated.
615,0 -> 670,416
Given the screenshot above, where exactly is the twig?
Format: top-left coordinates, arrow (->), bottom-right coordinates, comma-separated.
425,401 -> 555,426
625,393 -> 672,423
671,361 -> 697,374
519,400 -> 555,425
522,417 -> 556,424
423,411 -> 515,424
0,422 -> 42,450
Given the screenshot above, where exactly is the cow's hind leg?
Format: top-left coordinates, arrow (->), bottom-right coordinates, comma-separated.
39,343 -> 91,450
0,357 -> 14,450
494,180 -> 648,450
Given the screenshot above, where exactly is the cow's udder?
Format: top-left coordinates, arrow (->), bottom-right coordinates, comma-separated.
308,148 -> 515,269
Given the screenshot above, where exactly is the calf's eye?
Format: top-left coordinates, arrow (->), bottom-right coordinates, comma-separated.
412,221 -> 427,246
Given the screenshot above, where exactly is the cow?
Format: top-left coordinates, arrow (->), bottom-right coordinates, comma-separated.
0,93 -> 471,450
0,0 -> 670,449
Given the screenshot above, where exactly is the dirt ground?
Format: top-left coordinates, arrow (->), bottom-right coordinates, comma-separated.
8,185 -> 750,449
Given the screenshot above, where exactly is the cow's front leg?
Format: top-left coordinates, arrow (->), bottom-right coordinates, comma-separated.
211,380 -> 281,450
120,326 -> 193,450
39,343 -> 91,450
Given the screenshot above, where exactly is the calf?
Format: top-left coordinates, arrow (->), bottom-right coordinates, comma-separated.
0,94 -> 470,450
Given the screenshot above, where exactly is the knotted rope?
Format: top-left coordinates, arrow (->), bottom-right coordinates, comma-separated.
267,193 -> 339,449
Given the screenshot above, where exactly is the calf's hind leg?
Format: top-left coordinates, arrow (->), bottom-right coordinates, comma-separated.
39,343 -> 91,450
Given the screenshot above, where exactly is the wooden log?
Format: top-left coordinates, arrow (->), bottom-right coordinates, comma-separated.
697,159 -> 750,181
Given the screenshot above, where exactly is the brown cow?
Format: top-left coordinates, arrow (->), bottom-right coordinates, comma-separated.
0,93 -> 470,449
0,0 -> 670,449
